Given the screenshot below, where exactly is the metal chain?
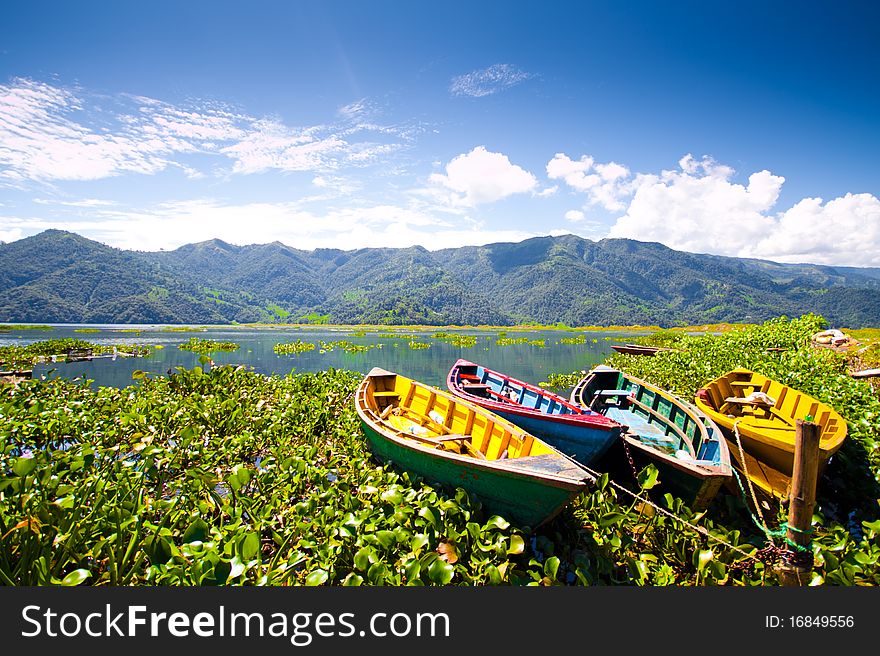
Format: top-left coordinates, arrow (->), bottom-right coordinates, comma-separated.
620,433 -> 640,480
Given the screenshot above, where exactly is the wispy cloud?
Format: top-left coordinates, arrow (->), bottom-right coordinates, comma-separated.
0,77 -> 412,185
449,64 -> 533,98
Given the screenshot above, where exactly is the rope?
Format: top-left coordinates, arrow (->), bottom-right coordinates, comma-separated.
576,461 -> 764,566
727,422 -> 814,556
730,420 -> 778,546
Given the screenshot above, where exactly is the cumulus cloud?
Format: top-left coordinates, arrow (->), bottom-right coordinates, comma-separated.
546,153 -> 631,211
0,77 -> 409,185
594,154 -> 879,266
450,64 -> 533,98
428,146 -> 537,205
751,193 -> 880,265
564,209 -> 585,222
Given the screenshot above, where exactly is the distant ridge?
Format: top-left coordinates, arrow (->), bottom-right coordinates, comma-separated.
1,230 -> 878,327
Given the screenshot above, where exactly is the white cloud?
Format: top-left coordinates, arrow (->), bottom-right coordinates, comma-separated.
564,209 -> 585,222
546,153 -> 631,210
449,64 -> 533,98
0,199 -> 542,252
33,197 -> 116,207
599,154 -> 880,266
751,193 -> 880,265
0,78 -> 409,185
0,78 -> 179,182
429,146 -> 537,205
219,118 -> 347,174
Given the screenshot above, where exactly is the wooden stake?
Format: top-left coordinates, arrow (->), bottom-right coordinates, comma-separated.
776,419 -> 821,586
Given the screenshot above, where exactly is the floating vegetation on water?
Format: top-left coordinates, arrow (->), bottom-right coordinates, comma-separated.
178,337 -> 240,353
274,340 -> 317,355
73,328 -> 101,333
407,340 -> 431,350
161,326 -> 208,332
431,332 -> 477,348
0,338 -> 152,369
557,335 -> 586,345
496,337 -> 545,347
318,340 -> 377,354
0,365 -> 550,585
0,324 -> 53,331
538,372 -> 584,390
376,333 -> 419,340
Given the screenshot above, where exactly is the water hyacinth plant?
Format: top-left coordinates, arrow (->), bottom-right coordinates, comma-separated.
178,337 -> 240,353
273,340 -> 317,355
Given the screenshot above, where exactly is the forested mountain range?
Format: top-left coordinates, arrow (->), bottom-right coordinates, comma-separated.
1,229 -> 878,327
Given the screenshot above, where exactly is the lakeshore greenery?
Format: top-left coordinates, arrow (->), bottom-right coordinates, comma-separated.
1,314 -> 878,586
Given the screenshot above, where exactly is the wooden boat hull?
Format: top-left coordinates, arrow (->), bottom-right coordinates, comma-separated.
0,369 -> 32,384
571,365 -> 732,510
694,368 -> 847,499
446,359 -> 621,466
356,367 -> 592,529
610,344 -> 662,356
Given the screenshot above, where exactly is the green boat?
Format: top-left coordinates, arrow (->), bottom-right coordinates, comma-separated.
570,366 -> 732,510
355,367 -> 594,529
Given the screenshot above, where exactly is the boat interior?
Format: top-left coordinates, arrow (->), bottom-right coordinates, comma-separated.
364,370 -> 557,462
577,368 -> 722,463
453,363 -> 582,416
698,371 -> 841,441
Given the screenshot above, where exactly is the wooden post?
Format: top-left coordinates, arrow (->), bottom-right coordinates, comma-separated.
776,419 -> 821,586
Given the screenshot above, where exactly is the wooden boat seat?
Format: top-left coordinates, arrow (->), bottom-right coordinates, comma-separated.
373,391 -> 399,398
461,383 -> 491,393
597,389 -> 632,396
433,433 -> 473,443
724,396 -> 773,408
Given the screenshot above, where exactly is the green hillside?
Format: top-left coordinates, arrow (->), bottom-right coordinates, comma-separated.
1,230 -> 878,327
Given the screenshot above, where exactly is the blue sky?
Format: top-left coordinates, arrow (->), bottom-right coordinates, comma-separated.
1,1 -> 878,265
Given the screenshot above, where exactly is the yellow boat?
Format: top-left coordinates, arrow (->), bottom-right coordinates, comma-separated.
355,367 -> 593,529
694,368 -> 847,500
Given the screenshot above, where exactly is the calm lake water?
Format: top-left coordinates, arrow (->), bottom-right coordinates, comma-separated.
2,324 -> 649,391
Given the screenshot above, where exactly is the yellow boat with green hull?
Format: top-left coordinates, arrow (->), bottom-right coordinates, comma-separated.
355,367 -> 594,529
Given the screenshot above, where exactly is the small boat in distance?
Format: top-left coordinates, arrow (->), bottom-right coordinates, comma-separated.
694,368 -> 848,500
570,365 -> 732,510
446,359 -> 621,467
0,369 -> 32,384
610,344 -> 664,356
355,367 -> 593,529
